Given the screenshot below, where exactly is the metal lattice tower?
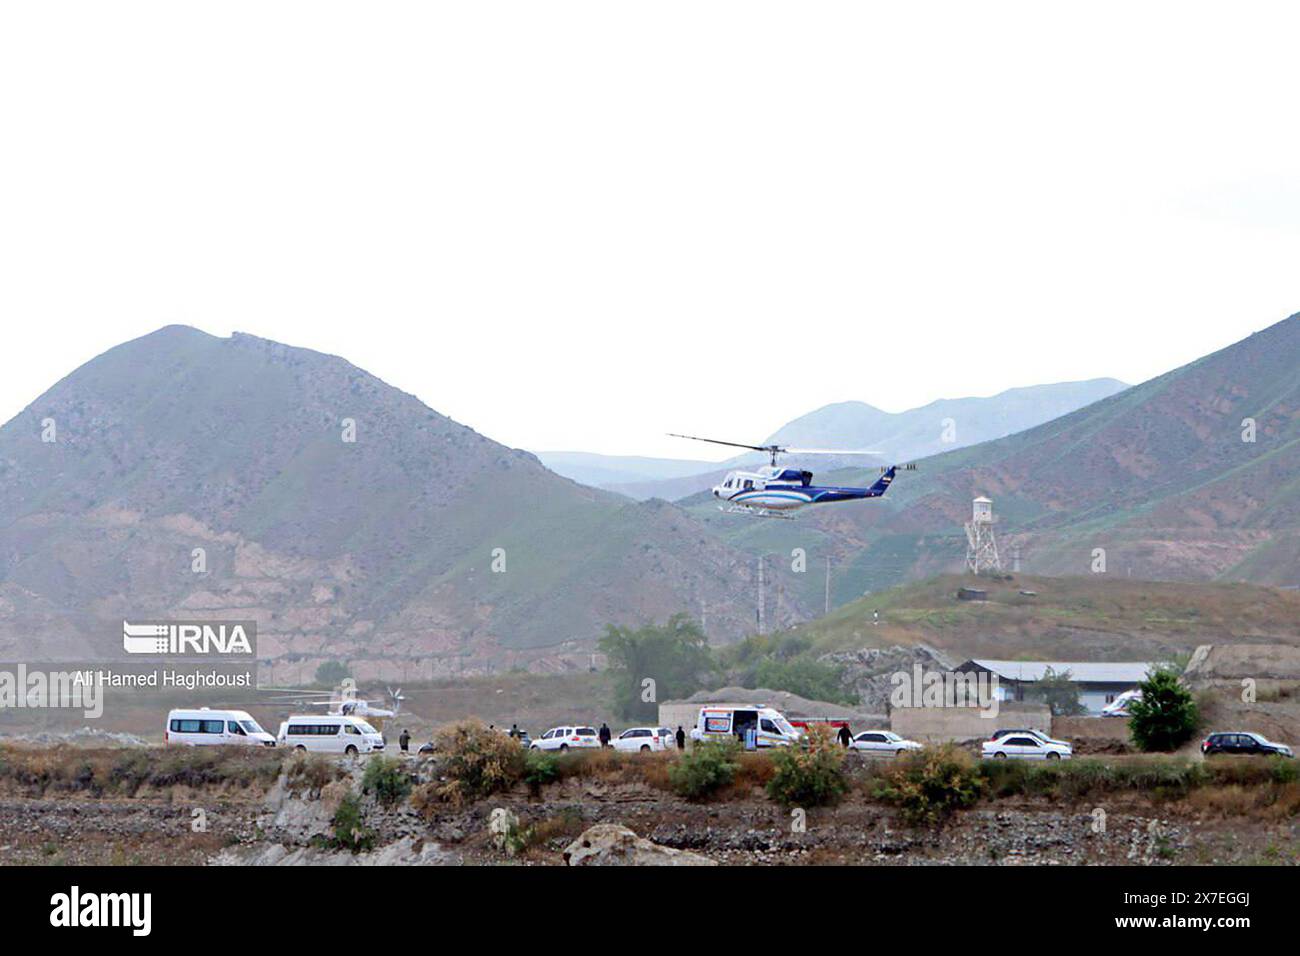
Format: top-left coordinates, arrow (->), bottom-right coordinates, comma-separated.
964,496 -> 1002,574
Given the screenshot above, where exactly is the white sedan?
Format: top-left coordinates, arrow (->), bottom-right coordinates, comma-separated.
982,732 -> 1072,760
612,727 -> 669,753
531,726 -> 602,752
849,730 -> 923,756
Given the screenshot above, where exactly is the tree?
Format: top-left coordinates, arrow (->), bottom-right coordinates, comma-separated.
752,656 -> 855,706
1028,667 -> 1086,717
314,660 -> 350,687
1128,667 -> 1199,752
599,615 -> 717,721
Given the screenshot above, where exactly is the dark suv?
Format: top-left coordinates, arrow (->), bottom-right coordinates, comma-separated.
1201,732 -> 1293,758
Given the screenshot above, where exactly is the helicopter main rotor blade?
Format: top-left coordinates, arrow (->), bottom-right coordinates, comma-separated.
782,447 -> 884,456
667,433 -> 774,453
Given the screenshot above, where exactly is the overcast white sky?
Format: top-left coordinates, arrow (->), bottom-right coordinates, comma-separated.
2,2 -> 1298,460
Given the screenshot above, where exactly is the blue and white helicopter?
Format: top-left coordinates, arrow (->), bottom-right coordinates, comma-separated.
670,432 -> 914,518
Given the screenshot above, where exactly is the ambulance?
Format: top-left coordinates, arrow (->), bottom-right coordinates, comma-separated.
687,705 -> 801,748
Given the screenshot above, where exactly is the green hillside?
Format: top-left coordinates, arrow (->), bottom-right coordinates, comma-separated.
780,573 -> 1300,663
689,312 -> 1300,603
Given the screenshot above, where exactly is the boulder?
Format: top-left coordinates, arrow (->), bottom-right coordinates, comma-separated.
563,824 -> 716,866
488,807 -> 520,853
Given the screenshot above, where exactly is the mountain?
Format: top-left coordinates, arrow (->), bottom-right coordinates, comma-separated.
548,378 -> 1128,500
533,451 -> 718,488
764,378 -> 1129,462
686,312 -> 1300,607
0,327 -> 805,675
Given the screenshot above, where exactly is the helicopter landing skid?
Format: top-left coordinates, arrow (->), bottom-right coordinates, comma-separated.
719,503 -> 794,519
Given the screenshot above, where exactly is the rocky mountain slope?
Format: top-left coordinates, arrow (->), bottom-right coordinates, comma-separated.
0,327 -> 802,674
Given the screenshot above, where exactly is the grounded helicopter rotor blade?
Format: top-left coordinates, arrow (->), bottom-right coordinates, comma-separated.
667,433 -> 773,453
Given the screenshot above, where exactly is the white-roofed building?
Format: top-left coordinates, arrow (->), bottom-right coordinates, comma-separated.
955,659 -> 1157,715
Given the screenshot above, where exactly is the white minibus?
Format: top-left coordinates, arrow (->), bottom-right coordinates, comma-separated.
165,708 -> 276,747
277,715 -> 385,754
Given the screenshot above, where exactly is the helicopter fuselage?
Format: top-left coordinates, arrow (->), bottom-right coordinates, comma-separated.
712,465 -> 896,513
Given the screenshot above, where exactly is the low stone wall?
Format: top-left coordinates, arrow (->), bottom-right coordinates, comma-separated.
1052,715 -> 1130,742
890,701 -> 1050,743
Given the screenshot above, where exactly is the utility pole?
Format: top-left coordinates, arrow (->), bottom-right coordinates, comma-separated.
824,555 -> 831,616
757,554 -> 766,635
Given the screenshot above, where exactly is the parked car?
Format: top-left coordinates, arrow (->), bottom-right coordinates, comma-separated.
982,732 -> 1072,760
166,708 -> 276,747
1101,689 -> 1142,717
277,715 -> 385,754
989,727 -> 1070,748
1201,732 -> 1293,758
612,727 -> 667,752
531,726 -> 601,752
848,730 -> 922,756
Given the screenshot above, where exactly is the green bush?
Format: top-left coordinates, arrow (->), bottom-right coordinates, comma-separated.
523,749 -> 560,796
766,733 -> 847,807
1128,667 -> 1199,752
980,757 -> 1208,800
668,739 -> 740,800
330,793 -> 375,852
872,744 -> 983,827
432,719 -> 527,805
361,756 -> 411,807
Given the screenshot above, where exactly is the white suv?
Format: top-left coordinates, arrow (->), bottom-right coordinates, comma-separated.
612,727 -> 667,752
531,726 -> 601,752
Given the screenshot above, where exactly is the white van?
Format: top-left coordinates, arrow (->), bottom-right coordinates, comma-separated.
688,705 -> 801,748
166,708 -> 276,747
277,715 -> 385,755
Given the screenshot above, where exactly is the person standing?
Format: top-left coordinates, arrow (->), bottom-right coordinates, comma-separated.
837,724 -> 851,748
598,722 -> 611,748
675,726 -> 686,750
399,728 -> 411,753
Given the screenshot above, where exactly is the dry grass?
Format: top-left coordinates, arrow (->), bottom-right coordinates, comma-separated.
0,744 -> 286,798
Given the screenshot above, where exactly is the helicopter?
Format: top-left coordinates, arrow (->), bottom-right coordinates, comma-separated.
669,432 -> 916,518
260,685 -> 406,720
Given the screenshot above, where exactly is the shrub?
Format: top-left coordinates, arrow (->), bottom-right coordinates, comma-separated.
1128,667 -> 1199,752
523,749 -> 560,796
872,744 -> 983,827
286,753 -> 343,794
362,756 -> 412,807
668,739 -> 740,800
766,730 -> 847,807
329,792 -> 375,852
314,660 -> 351,687
432,719 -> 527,805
